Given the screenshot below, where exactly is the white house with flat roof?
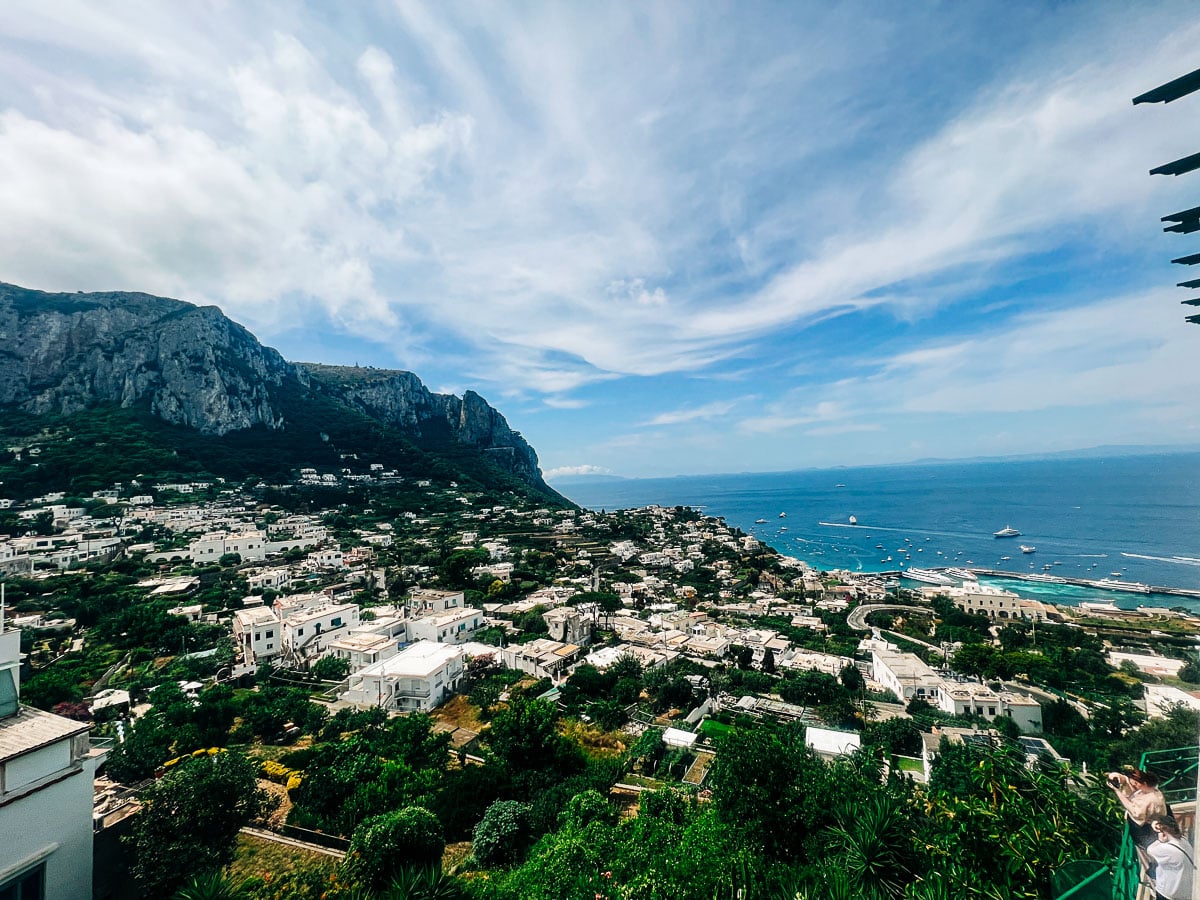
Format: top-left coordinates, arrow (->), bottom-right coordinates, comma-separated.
340,642 -> 466,712
871,646 -> 942,702
409,607 -> 482,645
326,633 -> 398,671
937,680 -> 1043,733
233,607 -> 282,669
280,603 -> 360,667
0,619 -> 102,900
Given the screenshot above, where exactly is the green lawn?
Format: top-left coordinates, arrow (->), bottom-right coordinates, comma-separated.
700,719 -> 734,740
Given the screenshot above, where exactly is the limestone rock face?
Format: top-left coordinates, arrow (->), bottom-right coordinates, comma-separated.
0,282 -> 551,493
0,284 -> 298,435
304,366 -> 548,491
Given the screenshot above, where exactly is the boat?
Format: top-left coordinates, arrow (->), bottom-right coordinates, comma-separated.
1096,578 -> 1151,594
849,515 -> 857,525
1025,573 -> 1067,583
943,567 -> 976,580
994,526 -> 1020,538
1020,545 -> 1036,554
876,544 -> 884,549
779,512 -> 787,518
755,518 -> 766,524
1000,556 -> 1010,561
902,567 -> 957,586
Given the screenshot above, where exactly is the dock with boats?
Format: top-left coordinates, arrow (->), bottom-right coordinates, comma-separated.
925,567 -> 1200,601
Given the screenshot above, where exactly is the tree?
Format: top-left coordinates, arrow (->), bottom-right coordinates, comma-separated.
106,713 -> 175,783
1179,659 -> 1200,684
312,655 -> 351,681
341,806 -> 445,890
761,647 -> 776,674
126,751 -> 273,897
827,793 -> 918,899
840,664 -> 865,693
484,696 -> 582,779
473,800 -> 532,866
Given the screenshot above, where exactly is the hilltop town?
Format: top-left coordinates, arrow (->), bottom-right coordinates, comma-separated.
3,465 -> 1199,898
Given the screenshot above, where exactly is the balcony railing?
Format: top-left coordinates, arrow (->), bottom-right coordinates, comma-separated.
1054,743 -> 1199,900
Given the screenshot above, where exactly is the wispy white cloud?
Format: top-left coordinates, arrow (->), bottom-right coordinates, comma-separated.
645,399 -> 738,427
0,3 -> 1196,475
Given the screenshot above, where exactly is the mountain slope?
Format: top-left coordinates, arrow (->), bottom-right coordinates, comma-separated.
0,282 -> 560,501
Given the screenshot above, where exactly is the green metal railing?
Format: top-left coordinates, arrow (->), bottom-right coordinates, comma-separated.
1055,743 -> 1199,900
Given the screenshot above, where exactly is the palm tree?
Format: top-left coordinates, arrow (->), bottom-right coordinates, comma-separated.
827,793 -> 916,900
172,870 -> 247,900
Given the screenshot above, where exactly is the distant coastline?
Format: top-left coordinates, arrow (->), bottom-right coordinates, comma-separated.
559,452 -> 1200,602
548,443 -> 1200,486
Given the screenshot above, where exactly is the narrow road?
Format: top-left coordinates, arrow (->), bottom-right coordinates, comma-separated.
846,604 -> 929,631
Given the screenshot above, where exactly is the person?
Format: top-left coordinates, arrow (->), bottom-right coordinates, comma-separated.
1107,767 -> 1168,852
1146,815 -> 1193,900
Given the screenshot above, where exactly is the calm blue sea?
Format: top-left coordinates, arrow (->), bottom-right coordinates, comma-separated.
557,452 -> 1200,610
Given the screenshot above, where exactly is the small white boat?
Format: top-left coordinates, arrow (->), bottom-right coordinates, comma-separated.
1020,545 -> 1036,554
849,515 -> 858,525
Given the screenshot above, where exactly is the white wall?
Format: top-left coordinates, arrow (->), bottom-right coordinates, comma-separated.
0,755 -> 98,900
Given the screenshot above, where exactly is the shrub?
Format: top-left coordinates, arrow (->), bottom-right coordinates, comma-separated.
341,806 -> 445,890
472,800 -> 532,866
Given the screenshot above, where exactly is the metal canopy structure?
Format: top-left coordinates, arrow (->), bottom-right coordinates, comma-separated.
1132,66 -> 1200,104
1136,66 -> 1200,323
1149,150 -> 1200,177
1163,205 -> 1200,234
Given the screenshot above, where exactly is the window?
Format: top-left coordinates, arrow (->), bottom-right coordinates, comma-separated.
0,668 -> 17,719
331,617 -> 342,627
0,862 -> 45,900
265,630 -> 274,639
297,628 -> 304,636
266,643 -> 273,650
988,707 -> 996,716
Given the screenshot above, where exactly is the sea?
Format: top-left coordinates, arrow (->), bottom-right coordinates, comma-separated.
556,452 -> 1200,613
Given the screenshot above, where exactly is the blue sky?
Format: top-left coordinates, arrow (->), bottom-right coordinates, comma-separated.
1,2 -> 1198,478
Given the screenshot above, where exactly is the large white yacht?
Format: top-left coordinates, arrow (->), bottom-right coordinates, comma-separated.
994,526 -> 1020,538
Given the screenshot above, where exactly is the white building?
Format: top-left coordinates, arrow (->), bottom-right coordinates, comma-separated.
0,621 -> 101,900
188,530 -> 268,562
935,583 -> 1046,621
501,639 -> 583,680
937,680 -> 1043,733
326,633 -> 399,671
408,589 -> 464,616
280,603 -> 360,666
408,607 -> 483,645
340,642 -> 466,712
871,646 -> 941,702
233,607 -> 282,668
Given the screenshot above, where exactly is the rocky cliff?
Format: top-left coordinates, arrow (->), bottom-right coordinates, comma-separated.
0,283 -> 299,434
0,283 -> 553,495
300,364 -> 548,490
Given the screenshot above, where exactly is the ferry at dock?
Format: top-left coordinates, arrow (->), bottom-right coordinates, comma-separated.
942,567 -> 977,581
902,567 -> 957,586
1096,578 -> 1151,594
